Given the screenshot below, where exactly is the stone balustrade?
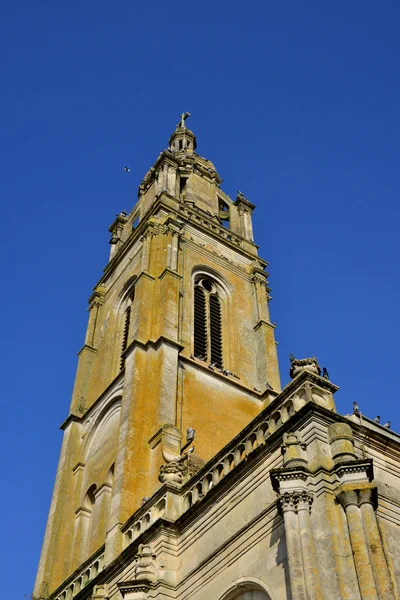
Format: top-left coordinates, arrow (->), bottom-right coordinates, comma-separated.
52,549 -> 104,600
122,373 -> 334,547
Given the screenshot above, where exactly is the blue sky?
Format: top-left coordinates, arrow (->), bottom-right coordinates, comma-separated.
1,2 -> 399,597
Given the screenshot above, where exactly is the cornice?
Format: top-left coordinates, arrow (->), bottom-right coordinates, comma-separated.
123,335 -> 185,359
159,267 -> 182,281
77,344 -> 97,357
254,319 -> 276,332
61,371 -> 125,427
283,369 -> 339,395
92,195 -> 266,291
60,413 -> 82,430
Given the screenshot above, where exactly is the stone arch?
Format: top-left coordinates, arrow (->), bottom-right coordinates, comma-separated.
81,396 -> 122,463
77,397 -> 121,557
106,462 -> 115,486
218,577 -> 274,600
83,483 -> 96,510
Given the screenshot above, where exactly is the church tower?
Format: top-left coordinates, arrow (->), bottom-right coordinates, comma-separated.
34,115 -> 281,597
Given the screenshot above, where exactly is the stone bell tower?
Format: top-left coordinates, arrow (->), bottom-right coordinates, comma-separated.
34,115 -> 280,598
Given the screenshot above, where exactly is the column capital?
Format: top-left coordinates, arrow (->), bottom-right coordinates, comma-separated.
279,490 -> 313,514
336,482 -> 377,509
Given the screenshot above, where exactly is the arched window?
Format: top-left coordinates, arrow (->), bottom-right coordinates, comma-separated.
194,277 -> 223,368
220,582 -> 271,600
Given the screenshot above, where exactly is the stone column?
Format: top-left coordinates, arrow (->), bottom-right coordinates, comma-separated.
337,489 -> 378,600
359,489 -> 395,600
90,482 -> 112,552
72,506 -> 91,569
280,492 -> 308,600
297,492 -> 323,600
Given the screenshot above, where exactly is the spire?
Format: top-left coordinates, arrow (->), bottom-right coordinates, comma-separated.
168,111 -> 197,154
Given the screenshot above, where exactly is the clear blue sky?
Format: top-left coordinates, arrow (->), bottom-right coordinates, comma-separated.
1,2 -> 399,597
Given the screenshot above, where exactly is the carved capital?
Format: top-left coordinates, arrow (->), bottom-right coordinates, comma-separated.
251,273 -> 267,286
118,580 -> 152,598
337,489 -> 359,509
88,284 -> 106,311
279,490 -> 313,514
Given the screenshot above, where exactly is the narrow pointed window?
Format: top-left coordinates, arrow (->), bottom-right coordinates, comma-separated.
193,277 -> 223,368
120,305 -> 131,370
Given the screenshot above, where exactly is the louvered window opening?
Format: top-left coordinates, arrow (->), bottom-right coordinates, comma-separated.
193,279 -> 223,369
120,305 -> 131,370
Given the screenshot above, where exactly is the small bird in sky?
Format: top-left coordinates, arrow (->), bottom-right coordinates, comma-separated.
123,166 -> 130,172
353,401 -> 360,415
383,421 -> 391,429
374,415 -> 380,423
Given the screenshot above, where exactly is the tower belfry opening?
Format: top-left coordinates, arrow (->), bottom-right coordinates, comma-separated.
34,116 -> 400,600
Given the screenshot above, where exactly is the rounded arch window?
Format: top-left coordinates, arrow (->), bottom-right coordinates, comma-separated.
221,586 -> 271,600
193,276 -> 223,368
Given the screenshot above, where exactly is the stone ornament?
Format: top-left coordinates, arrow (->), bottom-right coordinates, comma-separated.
134,544 -> 157,583
280,490 -> 314,513
159,453 -> 205,485
289,356 -> 321,379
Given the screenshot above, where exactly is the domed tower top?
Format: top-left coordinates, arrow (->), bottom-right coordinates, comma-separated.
168,112 -> 197,154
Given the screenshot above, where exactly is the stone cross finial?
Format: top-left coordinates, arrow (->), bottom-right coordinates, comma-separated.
178,111 -> 190,128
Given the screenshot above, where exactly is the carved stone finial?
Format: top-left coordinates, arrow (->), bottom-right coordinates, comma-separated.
236,190 -> 248,202
281,431 -> 307,467
289,356 -> 321,379
135,543 -> 157,582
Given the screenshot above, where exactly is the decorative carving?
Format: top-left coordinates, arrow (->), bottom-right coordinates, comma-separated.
88,284 -> 107,311
158,459 -> 186,484
251,272 -> 267,286
118,580 -> 152,598
289,356 -> 321,379
280,490 -> 313,513
159,454 -> 205,485
134,544 -> 157,582
281,432 -> 307,467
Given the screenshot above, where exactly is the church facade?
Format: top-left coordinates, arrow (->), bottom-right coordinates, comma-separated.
34,117 -> 400,600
